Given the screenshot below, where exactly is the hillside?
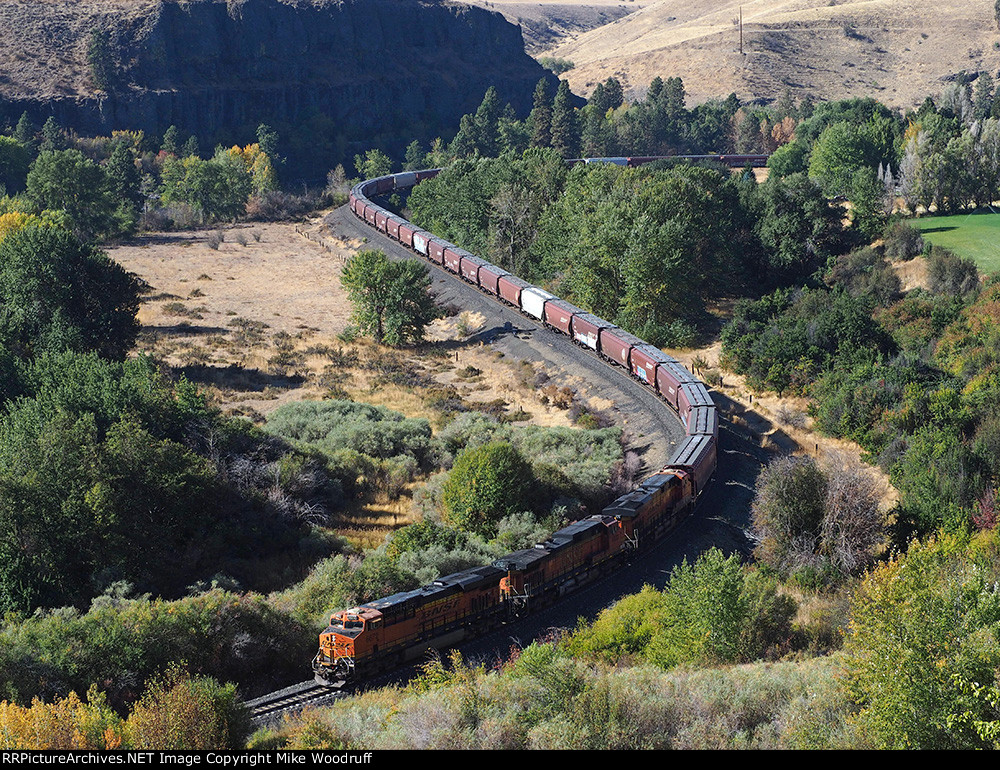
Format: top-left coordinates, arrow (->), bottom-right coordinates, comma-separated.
465,0 -> 643,54
538,0 -> 1000,107
0,0 -> 554,148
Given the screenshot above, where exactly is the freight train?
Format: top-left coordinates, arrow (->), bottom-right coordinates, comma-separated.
312,159 -> 722,687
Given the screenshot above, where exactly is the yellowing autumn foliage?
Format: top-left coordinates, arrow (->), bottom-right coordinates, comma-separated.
0,211 -> 39,243
1,671 -> 249,750
0,688 -> 124,749
226,143 -> 277,194
124,668 -> 249,750
111,130 -> 145,152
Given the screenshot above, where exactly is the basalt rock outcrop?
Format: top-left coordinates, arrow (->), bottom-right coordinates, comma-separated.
0,0 -> 554,146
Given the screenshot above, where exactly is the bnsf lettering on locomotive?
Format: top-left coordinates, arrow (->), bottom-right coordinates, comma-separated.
423,596 -> 461,617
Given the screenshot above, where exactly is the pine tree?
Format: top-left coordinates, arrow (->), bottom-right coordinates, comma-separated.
550,81 -> 580,159
473,87 -> 502,157
105,140 -> 143,227
161,125 -> 179,156
772,89 -> 796,121
14,112 -> 34,150
662,77 -> 686,119
529,78 -> 553,149
603,77 -> 624,111
588,82 -> 610,115
582,107 -> 612,157
647,76 -> 664,103
40,116 -> 63,152
181,135 -> 200,159
403,140 -> 426,171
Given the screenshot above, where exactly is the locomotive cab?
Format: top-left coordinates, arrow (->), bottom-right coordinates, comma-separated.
313,608 -> 376,686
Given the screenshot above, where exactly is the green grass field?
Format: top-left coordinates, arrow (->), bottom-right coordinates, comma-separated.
914,212 -> 1000,275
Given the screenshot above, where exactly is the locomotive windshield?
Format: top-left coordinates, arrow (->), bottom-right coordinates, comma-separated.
330,612 -> 364,630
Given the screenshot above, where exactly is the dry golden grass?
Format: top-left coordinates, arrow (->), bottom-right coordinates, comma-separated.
108,217 -> 595,543
541,0 -> 1000,108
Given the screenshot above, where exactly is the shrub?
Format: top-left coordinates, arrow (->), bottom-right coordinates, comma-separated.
538,57 -> 575,74
441,442 -> 534,539
927,245 -> 978,296
0,688 -> 124,749
124,668 -> 251,750
845,530 -> 1000,748
564,551 -> 797,670
882,220 -> 924,261
245,190 -> 320,221
751,456 -> 827,574
752,455 -> 885,580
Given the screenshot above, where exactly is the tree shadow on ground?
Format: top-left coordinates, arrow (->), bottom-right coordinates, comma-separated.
178,363 -> 305,392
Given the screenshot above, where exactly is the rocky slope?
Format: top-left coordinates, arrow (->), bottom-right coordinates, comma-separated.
0,0 -> 554,143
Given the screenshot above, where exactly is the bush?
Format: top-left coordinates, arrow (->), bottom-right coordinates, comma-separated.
538,57 -> 575,74
882,220 -> 924,261
0,687 -> 124,749
825,247 -> 901,307
245,190 -> 321,221
0,589 -> 312,710
565,550 -> 797,670
124,668 -> 251,750
264,400 -> 434,502
926,245 -> 979,296
441,442 -> 534,539
751,455 -> 885,580
845,530 -> 1000,748
751,456 -> 827,574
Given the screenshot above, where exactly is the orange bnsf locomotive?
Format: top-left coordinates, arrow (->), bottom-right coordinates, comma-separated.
313,164 -> 720,687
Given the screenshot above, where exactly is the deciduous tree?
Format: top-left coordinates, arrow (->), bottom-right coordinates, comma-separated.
0,223 -> 139,359
353,148 -> 392,180
340,250 -> 438,346
25,149 -> 120,239
845,530 -> 1000,748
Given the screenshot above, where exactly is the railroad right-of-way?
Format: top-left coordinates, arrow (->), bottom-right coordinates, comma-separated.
327,204 -> 687,476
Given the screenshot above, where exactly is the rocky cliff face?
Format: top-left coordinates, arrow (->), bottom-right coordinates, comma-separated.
0,0 -> 553,146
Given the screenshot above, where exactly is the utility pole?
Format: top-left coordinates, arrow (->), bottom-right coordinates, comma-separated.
740,6 -> 744,55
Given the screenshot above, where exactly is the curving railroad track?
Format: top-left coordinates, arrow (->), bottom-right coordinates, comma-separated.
243,154 -> 766,710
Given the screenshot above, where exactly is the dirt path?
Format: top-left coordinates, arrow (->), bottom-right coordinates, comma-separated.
666,340 -> 898,510
108,211 -> 686,547
327,205 -> 688,476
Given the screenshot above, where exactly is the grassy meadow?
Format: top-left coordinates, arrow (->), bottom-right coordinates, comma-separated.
915,212 -> 1000,275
